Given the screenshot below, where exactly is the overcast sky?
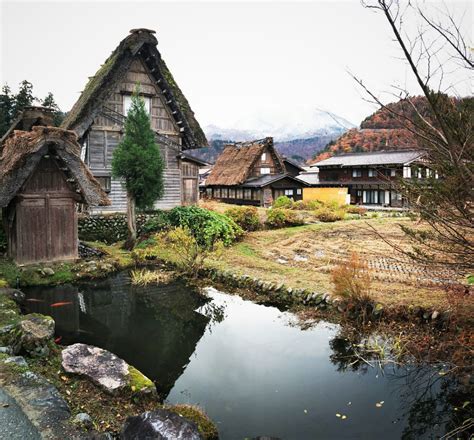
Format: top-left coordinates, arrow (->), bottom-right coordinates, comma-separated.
0,0 -> 471,128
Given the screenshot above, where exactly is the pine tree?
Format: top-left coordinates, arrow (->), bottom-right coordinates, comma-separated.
0,85 -> 14,137
112,87 -> 165,248
42,92 -> 65,126
13,80 -> 36,118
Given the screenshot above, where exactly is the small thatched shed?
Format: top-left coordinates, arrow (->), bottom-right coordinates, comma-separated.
0,126 -> 110,264
204,137 -> 307,207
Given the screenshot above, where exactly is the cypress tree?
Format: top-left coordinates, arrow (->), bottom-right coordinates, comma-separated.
112,87 -> 165,248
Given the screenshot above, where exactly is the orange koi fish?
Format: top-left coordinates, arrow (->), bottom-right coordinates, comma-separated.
50,301 -> 73,308
54,336 -> 62,344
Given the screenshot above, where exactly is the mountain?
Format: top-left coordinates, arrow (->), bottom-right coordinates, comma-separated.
309,96 -> 436,164
189,108 -> 354,164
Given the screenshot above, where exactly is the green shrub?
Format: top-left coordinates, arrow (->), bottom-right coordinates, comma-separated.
224,206 -> 260,231
265,208 -> 304,228
291,200 -> 307,210
314,207 -> 345,222
273,195 -> 293,209
168,206 -> 242,249
141,211 -> 172,234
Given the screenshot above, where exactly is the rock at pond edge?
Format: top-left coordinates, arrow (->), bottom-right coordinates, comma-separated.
121,409 -> 203,440
62,343 -> 155,395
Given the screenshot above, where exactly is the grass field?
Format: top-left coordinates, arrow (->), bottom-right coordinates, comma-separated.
207,216 -> 467,312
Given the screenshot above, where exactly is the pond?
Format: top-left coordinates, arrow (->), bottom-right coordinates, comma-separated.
23,272 -> 467,440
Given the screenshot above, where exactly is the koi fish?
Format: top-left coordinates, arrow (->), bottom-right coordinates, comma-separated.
26,298 -> 44,303
54,336 -> 62,344
50,301 -> 73,308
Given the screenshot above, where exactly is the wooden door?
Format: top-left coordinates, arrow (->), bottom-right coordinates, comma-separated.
16,198 -> 48,263
182,178 -> 198,205
15,195 -> 77,264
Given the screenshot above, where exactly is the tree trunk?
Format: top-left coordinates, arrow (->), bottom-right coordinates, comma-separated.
124,192 -> 137,250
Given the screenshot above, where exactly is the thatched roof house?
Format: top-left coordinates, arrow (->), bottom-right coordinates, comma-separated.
62,28 -> 207,149
0,126 -> 110,208
1,126 -> 110,264
62,28 -> 207,211
204,137 -> 306,207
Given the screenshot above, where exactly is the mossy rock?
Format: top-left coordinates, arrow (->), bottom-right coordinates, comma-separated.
169,404 -> 219,440
128,365 -> 155,394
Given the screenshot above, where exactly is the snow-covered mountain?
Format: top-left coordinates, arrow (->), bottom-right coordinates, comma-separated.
204,108 -> 354,142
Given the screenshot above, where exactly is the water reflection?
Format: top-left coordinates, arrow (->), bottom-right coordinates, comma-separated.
23,275 -> 471,439
24,272 -> 212,395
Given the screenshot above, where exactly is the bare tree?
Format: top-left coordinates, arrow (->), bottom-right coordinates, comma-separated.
358,0 -> 473,272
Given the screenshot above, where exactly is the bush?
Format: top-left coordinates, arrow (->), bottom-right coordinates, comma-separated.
314,207 -> 345,222
224,206 -> 260,231
141,211 -> 172,233
331,252 -> 373,322
273,196 -> 293,209
346,205 -> 367,215
168,206 -> 242,249
291,200 -> 307,210
265,208 -> 304,228
305,200 -> 323,210
156,227 -> 217,275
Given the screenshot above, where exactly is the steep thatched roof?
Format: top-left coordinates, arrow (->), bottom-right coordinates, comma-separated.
62,28 -> 208,149
0,106 -> 55,148
205,137 -> 285,186
0,126 -> 110,208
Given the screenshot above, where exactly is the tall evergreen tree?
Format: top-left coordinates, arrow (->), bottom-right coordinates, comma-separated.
13,80 -> 36,118
0,85 -> 14,137
42,92 -> 65,126
112,87 -> 165,248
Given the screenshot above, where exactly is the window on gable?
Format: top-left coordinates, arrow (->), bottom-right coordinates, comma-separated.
123,95 -> 151,116
261,167 -> 271,175
261,152 -> 267,162
96,177 -> 111,193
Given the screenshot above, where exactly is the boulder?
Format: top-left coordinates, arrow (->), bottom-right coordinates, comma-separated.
121,409 -> 203,440
61,343 -> 155,395
12,313 -> 55,357
0,288 -> 25,305
73,412 -> 94,430
42,267 -> 55,276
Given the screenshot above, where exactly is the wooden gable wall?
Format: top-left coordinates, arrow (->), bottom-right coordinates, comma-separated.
248,144 -> 284,178
85,58 -> 183,211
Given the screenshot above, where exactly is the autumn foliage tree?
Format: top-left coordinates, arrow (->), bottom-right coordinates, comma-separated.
359,1 -> 473,273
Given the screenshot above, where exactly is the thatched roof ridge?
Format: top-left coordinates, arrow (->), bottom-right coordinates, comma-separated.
61,28 -> 208,149
205,137 -> 284,186
0,126 -> 110,208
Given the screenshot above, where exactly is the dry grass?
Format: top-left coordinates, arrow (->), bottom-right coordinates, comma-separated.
207,217 -> 471,314
130,268 -> 174,286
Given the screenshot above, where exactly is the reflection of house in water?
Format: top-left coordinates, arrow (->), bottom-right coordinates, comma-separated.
24,272 -> 211,396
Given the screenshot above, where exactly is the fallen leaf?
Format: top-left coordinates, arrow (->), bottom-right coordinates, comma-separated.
341,415 -> 347,420
303,409 -> 308,414
336,413 -> 341,418
376,403 -> 383,408
2,403 -> 9,408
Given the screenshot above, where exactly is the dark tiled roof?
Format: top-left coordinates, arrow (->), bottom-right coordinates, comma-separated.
314,150 -> 424,167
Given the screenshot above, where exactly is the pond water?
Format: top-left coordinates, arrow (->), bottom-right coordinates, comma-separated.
23,272 -> 466,440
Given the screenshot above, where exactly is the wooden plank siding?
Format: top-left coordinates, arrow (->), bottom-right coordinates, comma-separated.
10,157 -> 78,264
85,57 -> 187,212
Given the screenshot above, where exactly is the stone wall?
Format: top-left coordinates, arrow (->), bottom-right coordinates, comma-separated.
78,213 -> 162,244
